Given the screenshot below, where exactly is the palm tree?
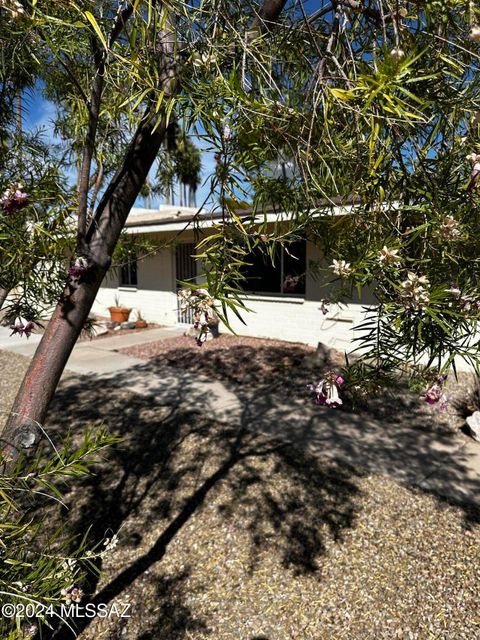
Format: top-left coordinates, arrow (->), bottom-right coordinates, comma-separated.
174,137 -> 202,207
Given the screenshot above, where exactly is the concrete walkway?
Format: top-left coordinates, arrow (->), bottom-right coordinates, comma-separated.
1,325 -> 480,507
0,326 -> 183,375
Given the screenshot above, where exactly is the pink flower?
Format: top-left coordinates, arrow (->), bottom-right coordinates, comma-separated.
61,585 -> 84,604
424,384 -> 442,405
10,317 -> 34,338
308,372 -> 345,408
68,256 -> 89,284
439,395 -> 449,412
0,184 -> 29,214
424,375 -> 449,410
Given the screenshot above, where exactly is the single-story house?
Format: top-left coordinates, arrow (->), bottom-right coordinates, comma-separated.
92,203 -> 376,350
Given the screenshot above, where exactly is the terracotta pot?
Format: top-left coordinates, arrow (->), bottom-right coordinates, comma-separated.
135,320 -> 148,329
109,306 -> 132,323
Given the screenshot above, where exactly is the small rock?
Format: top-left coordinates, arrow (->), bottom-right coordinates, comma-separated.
91,324 -> 109,337
466,411 -> 480,442
120,321 -> 136,329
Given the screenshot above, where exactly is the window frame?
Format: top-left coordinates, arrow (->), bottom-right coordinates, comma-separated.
241,240 -> 306,298
119,259 -> 138,287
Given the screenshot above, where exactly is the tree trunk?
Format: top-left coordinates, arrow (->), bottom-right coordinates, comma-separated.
188,184 -> 196,208
0,287 -> 9,311
1,0 -> 285,461
1,114 -> 168,460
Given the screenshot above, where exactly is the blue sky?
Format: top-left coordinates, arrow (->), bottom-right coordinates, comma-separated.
23,84 -> 220,210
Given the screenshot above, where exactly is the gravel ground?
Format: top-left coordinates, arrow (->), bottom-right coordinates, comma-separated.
120,333 -> 471,432
0,349 -> 30,426
1,348 -> 480,639
120,334 -> 344,399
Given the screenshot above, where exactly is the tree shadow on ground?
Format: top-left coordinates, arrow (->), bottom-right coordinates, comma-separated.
45,374 -> 362,639
125,337 -> 467,433
102,339 -> 480,519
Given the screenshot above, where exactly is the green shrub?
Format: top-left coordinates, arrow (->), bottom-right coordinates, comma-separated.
0,426 -> 118,639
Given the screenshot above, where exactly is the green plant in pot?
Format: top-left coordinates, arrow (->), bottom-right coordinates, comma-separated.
109,294 -> 132,323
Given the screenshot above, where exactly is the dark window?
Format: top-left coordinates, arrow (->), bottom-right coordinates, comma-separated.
241,240 -> 306,296
120,260 -> 137,287
175,242 -> 197,289
175,243 -> 197,324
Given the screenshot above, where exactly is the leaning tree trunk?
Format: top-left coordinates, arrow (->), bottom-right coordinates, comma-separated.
0,0 -> 288,462
0,287 -> 9,311
0,114 -> 168,461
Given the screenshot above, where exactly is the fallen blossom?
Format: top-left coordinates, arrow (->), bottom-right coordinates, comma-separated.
424,374 -> 448,411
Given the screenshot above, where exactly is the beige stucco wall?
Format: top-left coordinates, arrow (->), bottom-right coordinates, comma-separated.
92,241 -> 178,326
93,231 -> 376,349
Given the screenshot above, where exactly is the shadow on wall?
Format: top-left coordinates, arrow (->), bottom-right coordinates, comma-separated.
44,375 -> 362,639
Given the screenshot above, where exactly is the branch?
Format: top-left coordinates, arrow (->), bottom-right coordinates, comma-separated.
251,0 -> 289,33
341,0 -> 397,26
76,1 -> 136,252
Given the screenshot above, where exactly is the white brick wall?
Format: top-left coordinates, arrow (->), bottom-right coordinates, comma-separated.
94,237 -> 374,350
220,296 -> 364,348
92,247 -> 178,325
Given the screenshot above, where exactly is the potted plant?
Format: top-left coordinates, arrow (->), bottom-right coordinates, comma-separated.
135,310 -> 148,329
108,295 -> 132,324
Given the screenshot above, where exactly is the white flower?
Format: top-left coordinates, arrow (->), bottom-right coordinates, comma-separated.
223,124 -> 232,141
439,215 -> 461,240
391,47 -> 405,62
377,246 -> 401,265
470,25 -> 480,42
330,259 -> 352,277
192,52 -> 216,67
400,272 -> 430,309
103,534 -> 119,554
445,285 -> 461,298
307,372 -> 345,408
